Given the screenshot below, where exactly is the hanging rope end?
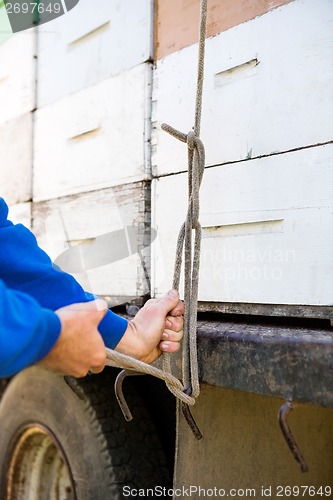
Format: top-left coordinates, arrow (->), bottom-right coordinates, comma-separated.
161,122 -> 188,143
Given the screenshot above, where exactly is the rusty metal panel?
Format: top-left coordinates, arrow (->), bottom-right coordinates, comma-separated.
195,320 -> 333,408
174,385 -> 333,491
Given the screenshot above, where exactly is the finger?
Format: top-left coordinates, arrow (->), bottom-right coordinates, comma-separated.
168,300 -> 185,317
161,328 -> 183,342
165,315 -> 183,332
73,368 -> 90,378
89,365 -> 105,374
160,340 -> 181,353
89,356 -> 106,374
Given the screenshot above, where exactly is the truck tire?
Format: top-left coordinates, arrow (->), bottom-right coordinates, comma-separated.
0,367 -> 171,499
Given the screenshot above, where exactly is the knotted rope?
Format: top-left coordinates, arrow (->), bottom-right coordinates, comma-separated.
105,349 -> 194,406
160,128 -> 205,404
105,0 -> 208,434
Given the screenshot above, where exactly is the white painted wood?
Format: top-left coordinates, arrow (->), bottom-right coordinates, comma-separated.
37,0 -> 153,107
33,184 -> 150,300
151,144 -> 333,305
0,30 -> 35,125
0,113 -> 32,205
0,4 -> 12,46
33,64 -> 151,201
152,0 -> 333,176
8,202 -> 31,229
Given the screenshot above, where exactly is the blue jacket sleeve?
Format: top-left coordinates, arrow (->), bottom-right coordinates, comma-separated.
0,198 -> 128,350
0,279 -> 61,377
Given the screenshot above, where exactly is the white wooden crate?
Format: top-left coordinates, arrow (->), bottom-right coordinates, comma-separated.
37,0 -> 153,107
0,30 -> 35,125
152,144 -> 333,306
32,183 -> 151,302
0,113 -> 32,205
152,0 -> 333,176
33,64 -> 151,201
8,202 -> 31,229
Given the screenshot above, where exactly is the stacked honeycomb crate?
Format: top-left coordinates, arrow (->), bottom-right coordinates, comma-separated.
8,0 -> 154,305
152,0 -> 333,316
2,0 -> 333,312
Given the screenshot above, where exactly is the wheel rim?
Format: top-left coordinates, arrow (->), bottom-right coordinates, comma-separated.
7,424 -> 75,499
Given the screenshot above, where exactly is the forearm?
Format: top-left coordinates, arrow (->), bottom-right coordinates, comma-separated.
0,198 -> 128,348
0,280 -> 61,377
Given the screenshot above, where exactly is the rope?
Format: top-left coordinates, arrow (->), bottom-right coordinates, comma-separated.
162,0 -> 207,402
106,0 -> 208,427
105,348 -> 194,406
160,128 -> 205,400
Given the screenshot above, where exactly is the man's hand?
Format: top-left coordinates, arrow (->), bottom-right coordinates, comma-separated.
38,299 -> 108,377
39,291 -> 183,377
115,289 -> 184,364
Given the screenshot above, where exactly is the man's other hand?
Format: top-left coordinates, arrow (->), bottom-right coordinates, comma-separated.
39,300 -> 108,377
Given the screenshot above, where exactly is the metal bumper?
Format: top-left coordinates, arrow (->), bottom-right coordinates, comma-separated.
196,319 -> 333,408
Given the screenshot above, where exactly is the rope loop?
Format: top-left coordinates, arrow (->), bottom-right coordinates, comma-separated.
158,0 -> 208,410
159,119 -> 205,402
106,348 -> 195,406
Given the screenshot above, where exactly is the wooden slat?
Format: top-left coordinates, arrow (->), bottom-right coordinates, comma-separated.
152,0 -> 333,176
0,30 -> 35,124
34,64 -> 151,201
151,144 -> 333,306
37,0 -> 153,107
0,4 -> 12,46
0,113 -> 32,205
8,202 -> 31,229
155,0 -> 293,60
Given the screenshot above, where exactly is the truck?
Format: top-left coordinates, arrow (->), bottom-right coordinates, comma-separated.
0,0 -> 332,497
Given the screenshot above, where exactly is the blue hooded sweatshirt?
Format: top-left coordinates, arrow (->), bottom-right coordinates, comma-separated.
0,198 -> 128,377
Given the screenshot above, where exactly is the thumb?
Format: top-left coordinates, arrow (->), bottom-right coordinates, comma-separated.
156,289 -> 180,314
